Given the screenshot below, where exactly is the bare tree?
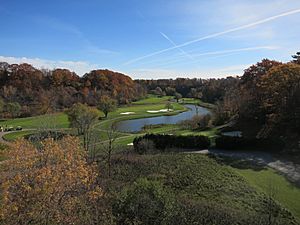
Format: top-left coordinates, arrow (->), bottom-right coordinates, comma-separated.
104,123 -> 121,177
67,103 -> 99,151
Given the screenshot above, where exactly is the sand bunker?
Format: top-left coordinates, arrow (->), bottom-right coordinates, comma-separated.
120,112 -> 136,115
147,109 -> 174,113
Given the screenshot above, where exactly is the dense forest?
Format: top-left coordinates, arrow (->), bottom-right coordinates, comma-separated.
217,53 -> 300,152
135,76 -> 239,103
0,63 -> 146,117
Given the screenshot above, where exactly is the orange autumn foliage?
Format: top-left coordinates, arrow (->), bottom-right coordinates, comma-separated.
0,136 -> 102,225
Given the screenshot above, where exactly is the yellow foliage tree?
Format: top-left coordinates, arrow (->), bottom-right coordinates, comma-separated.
0,136 -> 103,225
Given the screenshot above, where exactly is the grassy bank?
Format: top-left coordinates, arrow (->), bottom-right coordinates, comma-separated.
99,153 -> 298,224
235,168 -> 300,222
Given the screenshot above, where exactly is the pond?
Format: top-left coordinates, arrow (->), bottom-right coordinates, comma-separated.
116,104 -> 211,133
222,131 -> 242,137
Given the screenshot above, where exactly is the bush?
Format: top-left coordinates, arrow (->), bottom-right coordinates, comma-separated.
169,199 -> 287,225
134,139 -> 155,154
25,131 -> 66,142
215,135 -> 285,152
179,114 -> 212,130
113,178 -> 174,225
133,134 -> 210,154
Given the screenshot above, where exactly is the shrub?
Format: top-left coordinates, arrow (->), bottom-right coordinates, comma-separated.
133,134 -> 210,153
179,114 -> 212,130
25,131 -> 66,142
113,178 -> 173,225
169,199 -> 285,225
134,139 -> 155,154
215,135 -> 285,151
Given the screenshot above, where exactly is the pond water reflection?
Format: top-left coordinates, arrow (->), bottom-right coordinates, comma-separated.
116,104 -> 210,133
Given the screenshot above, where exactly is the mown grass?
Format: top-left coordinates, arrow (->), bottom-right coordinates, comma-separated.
181,97 -> 200,104
0,113 -> 69,129
235,168 -> 300,222
3,130 -> 37,141
131,95 -> 172,105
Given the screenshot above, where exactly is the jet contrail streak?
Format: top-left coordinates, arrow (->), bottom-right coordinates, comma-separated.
160,32 -> 194,60
137,46 -> 277,67
124,8 -> 300,65
153,46 -> 278,68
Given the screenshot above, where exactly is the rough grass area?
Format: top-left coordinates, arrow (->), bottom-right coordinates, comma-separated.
0,143 -> 8,161
99,153 -> 297,224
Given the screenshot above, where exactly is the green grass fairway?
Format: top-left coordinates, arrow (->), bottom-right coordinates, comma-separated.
132,95 -> 172,105
2,130 -> 37,141
0,113 -> 69,129
235,168 -> 300,222
181,97 -> 200,104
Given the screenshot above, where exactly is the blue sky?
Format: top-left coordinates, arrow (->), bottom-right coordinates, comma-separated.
0,0 -> 300,79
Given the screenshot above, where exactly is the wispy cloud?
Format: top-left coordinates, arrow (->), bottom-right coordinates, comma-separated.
124,8 -> 300,65
0,56 -> 98,75
33,15 -> 83,37
33,15 -> 119,56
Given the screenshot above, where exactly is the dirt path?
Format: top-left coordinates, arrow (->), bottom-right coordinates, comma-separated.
190,149 -> 300,186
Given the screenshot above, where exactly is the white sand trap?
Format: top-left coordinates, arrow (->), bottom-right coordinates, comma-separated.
159,109 -> 173,112
147,110 -> 160,113
147,109 -> 174,113
127,143 -> 134,146
120,112 -> 135,115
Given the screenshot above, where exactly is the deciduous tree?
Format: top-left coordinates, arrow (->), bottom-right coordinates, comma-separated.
98,96 -> 117,118
5,102 -> 21,118
67,103 -> 100,150
174,92 -> 182,102
0,137 -> 102,225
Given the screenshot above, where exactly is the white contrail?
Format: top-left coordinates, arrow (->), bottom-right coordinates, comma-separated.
153,46 -> 278,68
160,32 -> 194,60
134,45 -> 276,67
192,46 -> 277,57
124,8 -> 300,65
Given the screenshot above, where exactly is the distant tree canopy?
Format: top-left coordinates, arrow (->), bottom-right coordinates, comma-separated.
136,76 -> 240,103
0,62 -> 144,117
216,53 -> 300,151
